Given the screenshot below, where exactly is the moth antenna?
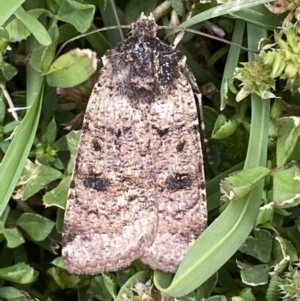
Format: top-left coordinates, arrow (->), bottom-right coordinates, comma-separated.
56,22 -> 256,58
56,25 -> 130,57
158,25 -> 257,52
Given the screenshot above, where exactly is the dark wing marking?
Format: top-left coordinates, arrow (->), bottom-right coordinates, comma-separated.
62,62 -> 157,274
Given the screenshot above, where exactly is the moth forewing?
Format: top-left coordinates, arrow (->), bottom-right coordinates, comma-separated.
62,13 -> 207,274
139,59 -> 207,272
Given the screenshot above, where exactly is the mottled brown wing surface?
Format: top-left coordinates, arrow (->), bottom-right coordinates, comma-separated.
62,64 -> 158,274
139,61 -> 207,272
62,14 -> 207,274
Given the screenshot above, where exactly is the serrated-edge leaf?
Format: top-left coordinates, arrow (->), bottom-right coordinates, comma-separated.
5,8 -> 50,43
14,6 -> 51,45
212,119 -> 238,140
102,274 -> 117,298
0,262 -> 38,284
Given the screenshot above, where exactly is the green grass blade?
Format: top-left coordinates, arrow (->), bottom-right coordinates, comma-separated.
99,0 -> 124,47
231,5 -> 285,29
0,85 -> 43,216
154,24 -> 270,297
0,27 -> 45,217
0,0 -> 25,26
169,0 -> 274,34
220,19 -> 245,110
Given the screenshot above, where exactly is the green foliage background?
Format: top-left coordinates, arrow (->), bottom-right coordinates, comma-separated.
0,0 -> 300,300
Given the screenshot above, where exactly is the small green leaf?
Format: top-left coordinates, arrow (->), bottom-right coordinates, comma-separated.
238,262 -> 269,286
0,26 -> 9,43
46,48 -> 97,88
0,262 -> 38,284
239,229 -> 272,262
16,213 -> 55,241
57,0 -> 95,33
212,114 -> 238,139
238,288 -> 255,301
0,286 -> 23,298
17,160 -> 63,200
255,204 -> 274,227
47,266 -> 87,289
271,236 -> 298,275
270,98 -> 283,120
3,227 -> 25,248
51,256 -> 68,269
3,120 -> 19,134
1,62 -> 18,81
220,167 -> 270,201
276,117 -> 300,168
43,175 -> 71,208
273,166 -> 300,208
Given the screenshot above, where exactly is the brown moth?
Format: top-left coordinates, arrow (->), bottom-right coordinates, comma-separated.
62,13 -> 207,274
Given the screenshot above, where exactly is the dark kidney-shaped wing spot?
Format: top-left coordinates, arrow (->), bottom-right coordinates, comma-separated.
166,174 -> 193,191
83,177 -> 110,191
92,139 -> 102,151
176,140 -> 185,152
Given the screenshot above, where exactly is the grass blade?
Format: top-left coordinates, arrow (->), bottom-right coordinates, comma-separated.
0,86 -> 43,216
0,0 -> 25,26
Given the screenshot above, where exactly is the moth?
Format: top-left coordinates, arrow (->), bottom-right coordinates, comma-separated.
62,14 -> 207,274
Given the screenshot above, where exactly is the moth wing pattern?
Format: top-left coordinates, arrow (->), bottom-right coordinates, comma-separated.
62,14 -> 207,274
139,64 -> 207,272
62,70 -> 158,274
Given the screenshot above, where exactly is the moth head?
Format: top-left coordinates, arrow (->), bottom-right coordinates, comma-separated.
130,13 -> 158,38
